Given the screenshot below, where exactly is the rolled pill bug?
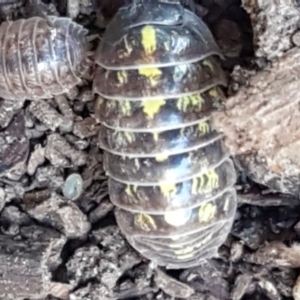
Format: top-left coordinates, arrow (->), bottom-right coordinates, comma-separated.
94,0 -> 238,269
0,16 -> 90,100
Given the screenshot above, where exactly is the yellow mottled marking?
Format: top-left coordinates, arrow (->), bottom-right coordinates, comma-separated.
160,183 -> 177,197
223,197 -> 230,212
202,59 -> 215,72
173,236 -> 214,260
152,132 -> 159,142
141,25 -> 157,55
177,93 -> 204,112
119,100 -> 131,116
198,121 -> 210,134
106,100 -> 116,110
134,213 -> 157,232
124,131 -> 135,143
174,246 -> 194,256
112,130 -> 135,145
177,96 -> 188,112
206,170 -> 219,190
198,202 -> 217,223
190,93 -> 204,106
191,169 -> 219,195
134,158 -> 140,170
170,233 -> 212,252
142,99 -> 165,119
163,41 -> 170,51
125,184 -> 138,197
155,154 -> 169,162
117,70 -> 128,84
125,185 -> 131,196
169,242 -> 186,249
191,175 -> 204,195
96,96 -> 104,105
176,252 -> 194,260
198,233 -> 213,246
139,67 -> 162,86
123,35 -> 133,57
209,87 -> 218,98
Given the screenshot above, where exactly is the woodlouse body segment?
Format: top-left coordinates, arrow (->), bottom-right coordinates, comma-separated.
0,16 -> 89,100
94,0 -> 237,269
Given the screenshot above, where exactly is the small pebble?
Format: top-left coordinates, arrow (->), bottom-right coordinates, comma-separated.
63,173 -> 84,200
292,31 -> 300,47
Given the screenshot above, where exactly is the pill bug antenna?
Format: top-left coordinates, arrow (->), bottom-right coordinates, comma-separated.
128,0 -> 183,5
159,0 -> 198,13
180,0 -> 196,12
25,0 -> 53,19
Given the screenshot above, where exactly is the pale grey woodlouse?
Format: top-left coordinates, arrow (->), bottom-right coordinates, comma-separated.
0,16 -> 90,100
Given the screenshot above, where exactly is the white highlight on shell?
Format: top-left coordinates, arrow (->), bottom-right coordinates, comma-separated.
164,208 -> 192,227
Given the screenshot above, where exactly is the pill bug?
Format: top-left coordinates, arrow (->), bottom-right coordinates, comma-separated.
0,16 -> 89,100
94,0 -> 237,269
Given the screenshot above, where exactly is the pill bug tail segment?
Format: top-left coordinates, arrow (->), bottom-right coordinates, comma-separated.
94,1 -> 237,269
0,16 -> 90,101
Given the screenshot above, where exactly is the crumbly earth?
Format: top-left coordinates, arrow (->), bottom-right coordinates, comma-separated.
0,0 -> 300,300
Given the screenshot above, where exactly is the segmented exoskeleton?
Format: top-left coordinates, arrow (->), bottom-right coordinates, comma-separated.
0,16 -> 89,100
94,0 -> 237,269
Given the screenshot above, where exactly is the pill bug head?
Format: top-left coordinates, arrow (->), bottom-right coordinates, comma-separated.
47,16 -> 91,84
94,0 -> 222,71
94,1 -> 237,269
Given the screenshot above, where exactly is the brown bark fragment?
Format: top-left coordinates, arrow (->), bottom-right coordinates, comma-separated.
242,0 -> 300,60
0,227 -> 63,299
246,241 -> 300,268
154,268 -> 195,299
212,48 -> 300,195
0,112 -> 29,177
293,273 -> 300,300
